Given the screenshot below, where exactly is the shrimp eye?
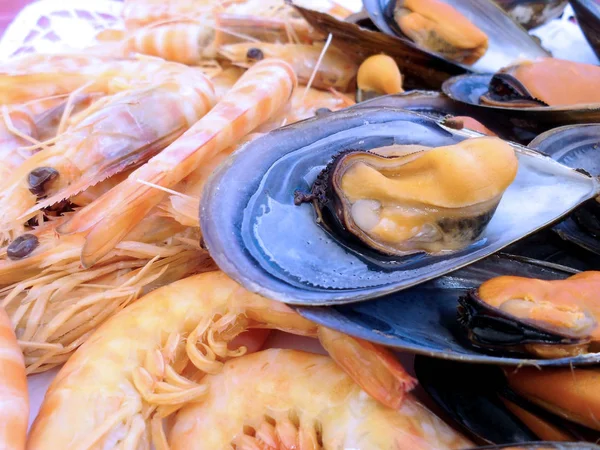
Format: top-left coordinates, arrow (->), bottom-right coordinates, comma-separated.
246,48 -> 264,61
28,167 -> 59,197
7,234 -> 39,260
315,108 -> 331,116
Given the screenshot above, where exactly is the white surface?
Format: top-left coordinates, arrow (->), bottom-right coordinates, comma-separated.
1,0 -> 597,438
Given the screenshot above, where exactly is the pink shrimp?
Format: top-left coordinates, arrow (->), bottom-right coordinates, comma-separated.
0,307 -> 28,450
0,60 -> 216,238
58,58 -> 297,268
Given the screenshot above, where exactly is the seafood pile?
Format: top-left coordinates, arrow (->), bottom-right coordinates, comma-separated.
1,0 -> 600,448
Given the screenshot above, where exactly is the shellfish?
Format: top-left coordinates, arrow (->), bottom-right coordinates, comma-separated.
295,137 -> 518,257
571,0 -> 600,60
200,107 -> 598,305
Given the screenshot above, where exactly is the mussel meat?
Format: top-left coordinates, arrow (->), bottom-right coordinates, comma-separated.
386,0 -> 489,64
356,54 -> 404,102
459,271 -> 600,358
296,137 -> 518,256
480,59 -> 600,108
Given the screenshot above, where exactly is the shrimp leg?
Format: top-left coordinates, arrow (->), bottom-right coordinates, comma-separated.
59,58 -> 297,268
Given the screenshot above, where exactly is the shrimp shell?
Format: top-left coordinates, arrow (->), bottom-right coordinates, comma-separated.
0,307 -> 28,450
28,271 -> 414,449
170,349 -> 472,449
219,42 -> 358,91
58,58 -> 297,268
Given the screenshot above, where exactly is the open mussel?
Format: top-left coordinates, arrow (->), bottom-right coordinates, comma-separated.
200,107 -> 598,305
443,59 -> 600,132
459,271 -> 600,358
295,137 -> 518,257
529,124 -> 600,256
361,0 -> 548,72
496,0 -> 569,30
571,0 -> 600,60
415,357 -> 600,446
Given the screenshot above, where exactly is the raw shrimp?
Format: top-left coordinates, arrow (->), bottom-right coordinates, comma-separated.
0,60 -> 215,236
3,249 -> 215,373
0,211 -> 187,287
28,271 -> 415,449
0,307 -> 28,450
58,58 -> 296,268
170,349 -> 472,449
219,42 -> 358,91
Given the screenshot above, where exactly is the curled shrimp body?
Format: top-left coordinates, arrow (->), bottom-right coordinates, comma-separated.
58,59 -> 296,268
170,349 -> 471,449
0,61 -> 215,236
28,271 -> 415,449
0,307 -> 28,450
220,42 -> 358,91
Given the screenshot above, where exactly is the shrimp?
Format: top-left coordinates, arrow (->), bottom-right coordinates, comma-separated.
219,42 -> 358,91
0,307 -> 28,450
3,249 -> 215,373
0,61 -> 216,237
28,271 -> 415,449
58,58 -> 296,268
122,0 -> 227,29
170,349 -> 472,449
0,211 -> 187,287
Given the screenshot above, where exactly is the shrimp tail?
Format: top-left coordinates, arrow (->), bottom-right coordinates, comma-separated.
59,59 -> 296,268
317,327 -> 417,409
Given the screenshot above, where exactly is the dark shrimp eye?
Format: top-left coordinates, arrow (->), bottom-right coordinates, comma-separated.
28,167 -> 59,197
246,48 -> 264,61
7,234 -> 39,260
315,108 -> 331,116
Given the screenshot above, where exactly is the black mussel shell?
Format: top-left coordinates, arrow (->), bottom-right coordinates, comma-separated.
529,124 -> 600,256
295,252 -> 600,366
443,75 -> 600,133
457,289 -> 591,355
495,0 -> 568,29
344,9 -> 379,31
358,90 -> 536,143
415,356 -> 600,446
470,443 -> 600,450
571,0 -> 600,61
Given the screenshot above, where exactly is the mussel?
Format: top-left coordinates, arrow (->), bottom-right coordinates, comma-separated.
571,0 -> 600,60
471,444 -> 600,450
295,137 -> 518,257
458,271 -> 600,358
361,0 -> 548,73
496,0 -> 569,30
480,59 -> 600,108
415,356 -> 600,446
384,0 -> 489,65
200,107 -> 598,305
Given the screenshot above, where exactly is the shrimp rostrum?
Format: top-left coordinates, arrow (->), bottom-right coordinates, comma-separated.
28,271 -> 416,449
170,349 -> 472,449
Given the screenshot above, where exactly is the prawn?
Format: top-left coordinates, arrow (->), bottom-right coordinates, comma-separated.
58,58 -> 297,268
170,349 -> 472,449
28,270 -> 415,449
0,211 -> 188,287
3,249 -> 215,373
0,307 -> 28,450
219,42 -> 358,91
0,60 -> 216,236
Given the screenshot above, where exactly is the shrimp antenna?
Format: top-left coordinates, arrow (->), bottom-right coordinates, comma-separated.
57,80 -> 95,136
301,33 -> 333,102
1,105 -> 44,148
135,179 -> 196,201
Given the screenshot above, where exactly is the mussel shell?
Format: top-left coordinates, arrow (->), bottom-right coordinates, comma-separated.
358,90 -> 537,143
344,9 -> 379,31
571,0 -> 600,60
200,107 -> 598,305
471,443 -> 600,450
496,0 -> 569,29
415,356 -> 600,446
362,0 -> 548,73
529,124 -> 600,255
292,3 -> 465,90
295,253 -> 600,365
443,74 -> 600,132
